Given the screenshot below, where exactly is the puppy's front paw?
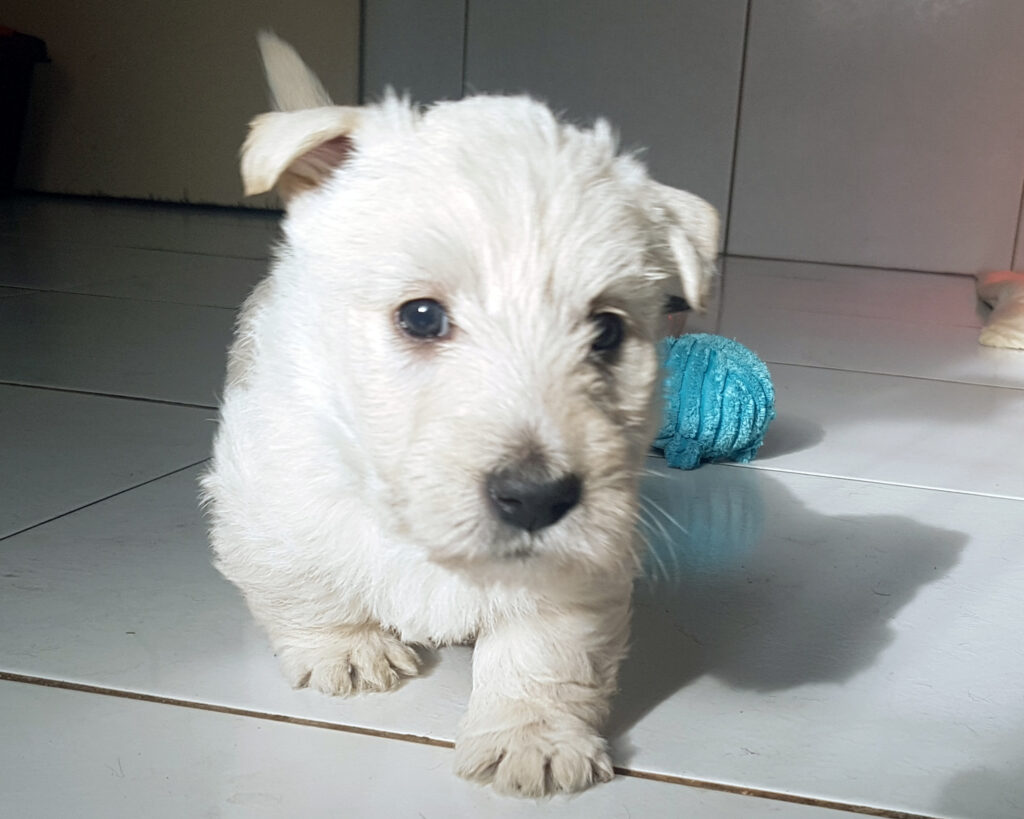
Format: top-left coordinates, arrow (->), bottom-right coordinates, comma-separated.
276,625 -> 419,696
455,718 -> 614,797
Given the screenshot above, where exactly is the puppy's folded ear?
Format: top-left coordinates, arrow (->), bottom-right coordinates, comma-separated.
646,182 -> 720,313
241,32 -> 361,202
240,106 -> 361,200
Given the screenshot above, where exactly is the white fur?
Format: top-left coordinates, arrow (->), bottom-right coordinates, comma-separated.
202,33 -> 719,797
977,270 -> 1024,349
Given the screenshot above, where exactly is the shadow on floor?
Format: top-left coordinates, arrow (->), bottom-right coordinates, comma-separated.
938,760 -> 1024,819
610,464 -> 966,760
755,413 -> 826,459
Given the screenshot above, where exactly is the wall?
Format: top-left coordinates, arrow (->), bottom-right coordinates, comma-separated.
361,0 -> 465,105
8,0 -> 360,207
364,0 -> 1024,275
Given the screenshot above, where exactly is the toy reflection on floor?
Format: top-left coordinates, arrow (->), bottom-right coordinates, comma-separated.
639,459 -> 765,581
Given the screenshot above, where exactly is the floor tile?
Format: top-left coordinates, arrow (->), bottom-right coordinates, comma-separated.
0,239 -> 267,308
720,258 -> 1024,389
0,466 -> 472,740
2,462 -> 1019,817
0,291 -> 234,405
0,196 -> 280,259
754,364 -> 1024,498
0,681 -> 855,819
624,461 -> 1023,819
0,385 -> 212,537
6,196 -> 1020,819
728,1 -> 1024,273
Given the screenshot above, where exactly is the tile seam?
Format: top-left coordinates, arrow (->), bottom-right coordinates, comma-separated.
0,672 -> 939,819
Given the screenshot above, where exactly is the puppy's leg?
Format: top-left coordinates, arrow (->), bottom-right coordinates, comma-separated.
242,594 -> 420,696
271,621 -> 420,696
454,589 -> 631,797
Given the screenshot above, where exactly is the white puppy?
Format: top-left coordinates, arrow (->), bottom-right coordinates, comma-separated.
202,33 -> 718,797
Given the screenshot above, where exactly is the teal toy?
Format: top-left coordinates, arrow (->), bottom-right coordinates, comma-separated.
654,333 -> 775,470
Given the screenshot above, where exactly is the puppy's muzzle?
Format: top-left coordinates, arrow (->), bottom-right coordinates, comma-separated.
486,466 -> 582,533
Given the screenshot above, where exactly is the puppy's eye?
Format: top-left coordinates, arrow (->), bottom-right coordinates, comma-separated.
590,312 -> 625,354
397,298 -> 451,340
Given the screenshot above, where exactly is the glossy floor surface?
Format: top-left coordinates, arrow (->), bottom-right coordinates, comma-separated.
1,197 -> 1021,818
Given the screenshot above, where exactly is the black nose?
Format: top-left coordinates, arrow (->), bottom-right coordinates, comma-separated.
486,468 -> 582,532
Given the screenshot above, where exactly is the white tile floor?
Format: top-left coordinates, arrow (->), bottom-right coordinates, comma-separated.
1,196 -> 1022,819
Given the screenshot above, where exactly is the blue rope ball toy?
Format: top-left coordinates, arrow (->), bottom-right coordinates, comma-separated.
654,333 -> 776,470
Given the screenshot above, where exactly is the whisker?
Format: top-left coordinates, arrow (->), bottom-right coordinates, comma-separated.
636,507 -> 670,582
643,495 -> 690,539
638,502 -> 672,547
632,525 -> 657,582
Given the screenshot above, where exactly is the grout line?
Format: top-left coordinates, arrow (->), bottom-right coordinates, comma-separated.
0,672 -> 939,819
0,672 -> 454,747
357,0 -> 368,104
619,768 -> 939,819
1010,163 -> 1024,268
765,359 -> 1024,393
714,256 -> 730,333
0,285 -> 241,312
459,0 -> 470,98
8,190 -> 279,218
0,459 -> 211,544
0,233 -> 274,262
727,460 -> 1024,503
720,0 -> 753,256
0,287 -> 38,299
725,253 -> 978,279
116,244 -> 272,262
0,380 -> 218,411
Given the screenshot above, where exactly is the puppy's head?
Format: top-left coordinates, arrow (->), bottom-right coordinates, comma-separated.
243,45 -> 718,581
